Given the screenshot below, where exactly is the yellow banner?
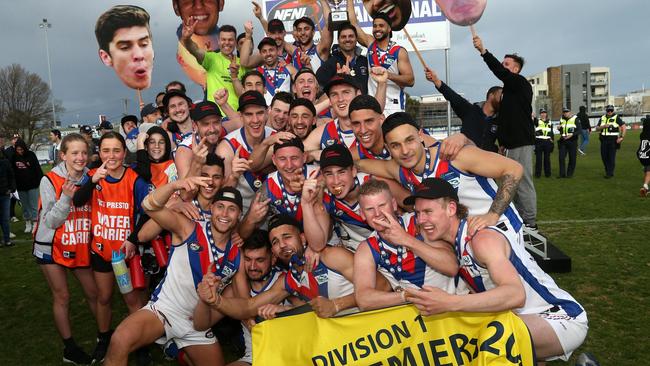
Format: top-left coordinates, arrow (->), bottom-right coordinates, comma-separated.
252,305 -> 535,366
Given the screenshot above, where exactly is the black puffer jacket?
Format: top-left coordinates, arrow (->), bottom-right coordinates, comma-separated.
0,150 -> 16,195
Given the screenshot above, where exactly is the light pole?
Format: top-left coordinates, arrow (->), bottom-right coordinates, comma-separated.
39,18 -> 56,128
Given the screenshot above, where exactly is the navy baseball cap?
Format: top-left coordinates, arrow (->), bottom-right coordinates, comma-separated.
268,19 -> 285,33
238,90 -> 267,111
163,90 -> 192,110
190,100 -> 222,121
324,74 -> 360,95
213,187 -> 243,209
403,178 -> 459,206
320,143 -> 353,169
140,103 -> 159,118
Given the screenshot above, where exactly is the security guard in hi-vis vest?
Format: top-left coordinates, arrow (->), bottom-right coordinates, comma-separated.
596,104 -> 626,178
534,108 -> 554,178
556,107 -> 581,178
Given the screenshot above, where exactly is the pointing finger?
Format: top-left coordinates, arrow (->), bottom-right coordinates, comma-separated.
309,167 -> 320,179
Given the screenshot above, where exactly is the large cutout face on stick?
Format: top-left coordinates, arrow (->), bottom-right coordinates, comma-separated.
361,0 -> 412,31
96,5 -> 154,90
435,0 -> 487,26
173,0 -> 224,35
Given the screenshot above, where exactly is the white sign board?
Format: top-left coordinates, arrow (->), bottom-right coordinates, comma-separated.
262,0 -> 450,51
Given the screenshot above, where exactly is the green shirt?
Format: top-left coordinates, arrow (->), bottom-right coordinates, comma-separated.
202,51 -> 246,113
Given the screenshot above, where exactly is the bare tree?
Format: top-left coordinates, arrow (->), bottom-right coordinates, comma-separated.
0,63 -> 64,145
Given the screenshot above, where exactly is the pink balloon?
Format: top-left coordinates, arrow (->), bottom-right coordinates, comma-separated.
435,0 -> 487,26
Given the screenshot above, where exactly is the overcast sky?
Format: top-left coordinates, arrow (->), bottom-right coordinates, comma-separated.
1,0 -> 648,126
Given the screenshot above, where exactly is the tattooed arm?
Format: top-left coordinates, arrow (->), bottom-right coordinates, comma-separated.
451,145 -> 523,234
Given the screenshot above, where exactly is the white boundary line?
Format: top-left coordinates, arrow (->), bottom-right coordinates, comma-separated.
538,217 -> 650,225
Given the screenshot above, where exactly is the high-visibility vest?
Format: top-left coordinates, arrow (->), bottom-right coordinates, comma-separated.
536,119 -> 552,140
559,116 -> 577,137
600,114 -> 620,137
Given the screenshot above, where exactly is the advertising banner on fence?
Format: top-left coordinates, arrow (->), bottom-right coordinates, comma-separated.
261,0 -> 451,51
253,305 -> 535,366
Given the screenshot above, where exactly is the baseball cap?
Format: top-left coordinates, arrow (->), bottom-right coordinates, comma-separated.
320,143 -> 353,170
80,125 -> 93,134
289,98 -> 316,116
273,137 -> 304,153
213,187 -> 243,209
163,90 -> 192,110
121,115 -> 138,128
238,90 -> 267,111
99,121 -> 114,130
324,74 -> 360,95
268,19 -> 285,33
403,178 -> 459,206
293,16 -> 315,29
190,100 -> 222,121
257,37 -> 277,50
140,103 -> 159,119
382,111 -> 419,137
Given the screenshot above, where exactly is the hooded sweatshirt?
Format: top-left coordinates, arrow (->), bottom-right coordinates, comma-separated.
11,140 -> 43,191
34,163 -> 89,248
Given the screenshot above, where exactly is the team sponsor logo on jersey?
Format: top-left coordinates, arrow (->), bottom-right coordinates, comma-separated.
221,266 -> 235,279
335,209 -> 344,216
189,242 -> 201,252
440,171 -> 460,189
95,184 -> 102,191
205,330 -> 215,339
326,139 -> 335,146
314,273 -> 328,285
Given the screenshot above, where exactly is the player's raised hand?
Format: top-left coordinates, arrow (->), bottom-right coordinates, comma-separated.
174,176 -> 212,192
369,66 -> 388,84
231,146 -> 253,178
372,207 -> 409,245
192,136 -> 209,165
168,200 -> 202,221
61,178 -> 78,198
181,18 -> 199,42
301,167 -> 322,205
252,1 -> 263,19
244,20 -> 254,35
247,191 -> 271,224
92,160 -> 109,183
198,262 -> 220,305
214,88 -> 230,106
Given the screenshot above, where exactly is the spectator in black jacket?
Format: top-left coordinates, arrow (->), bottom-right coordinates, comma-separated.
473,34 -> 537,230
424,66 -> 501,152
577,106 -> 591,155
316,22 -> 369,94
0,149 -> 16,246
11,139 -> 44,234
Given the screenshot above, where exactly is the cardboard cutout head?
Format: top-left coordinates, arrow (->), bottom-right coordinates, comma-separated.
173,0 -> 224,36
361,0 -> 412,31
96,5 -> 154,90
434,0 -> 487,26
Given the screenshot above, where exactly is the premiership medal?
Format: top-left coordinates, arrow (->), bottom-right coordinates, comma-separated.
253,179 -> 262,188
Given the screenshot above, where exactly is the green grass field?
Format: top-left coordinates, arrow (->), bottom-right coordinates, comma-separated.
0,131 -> 648,365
